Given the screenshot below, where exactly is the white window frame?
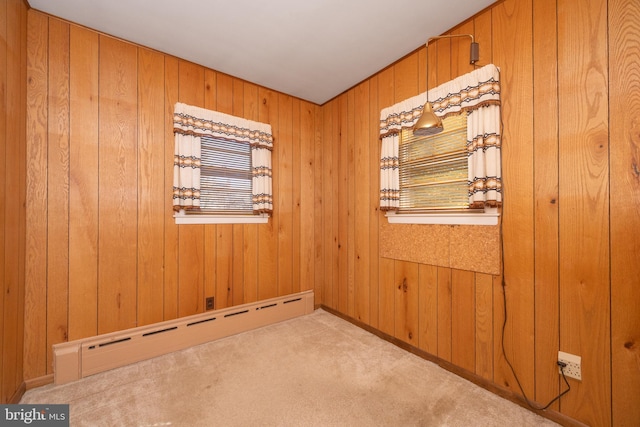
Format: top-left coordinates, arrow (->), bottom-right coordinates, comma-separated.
174,210 -> 269,225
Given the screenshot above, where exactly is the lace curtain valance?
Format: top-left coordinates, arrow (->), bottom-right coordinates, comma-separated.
379,64 -> 502,211
173,102 -> 273,213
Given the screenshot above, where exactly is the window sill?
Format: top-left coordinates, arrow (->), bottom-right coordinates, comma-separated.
174,211 -> 269,225
385,207 -> 499,226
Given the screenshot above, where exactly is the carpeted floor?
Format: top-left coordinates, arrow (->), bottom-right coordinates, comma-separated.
21,309 -> 559,426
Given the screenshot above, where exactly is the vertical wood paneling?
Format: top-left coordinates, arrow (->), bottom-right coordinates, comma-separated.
3,0 -> 27,401
257,88 -> 278,300
97,35 -> 138,334
215,73 -> 233,309
163,55 -> 179,320
378,257 -> 395,336
313,104 -> 323,298
320,99 -> 334,307
558,0 -> 610,424
278,93 -> 293,296
437,267 -> 452,361
68,24 -> 99,340
337,94 -> 348,313
242,82 -> 259,304
475,273 -> 493,380
610,0 -> 640,424
346,89 -> 355,317
532,0 -> 560,408
300,100 -> 315,292
24,9 -> 48,381
491,0 -> 535,397
418,264 -> 438,354
354,81 -> 370,323
450,21 -> 475,79
291,99 -> 301,295
368,74 -> 380,329
394,261 -> 419,347
451,269 -> 475,372
232,78 -> 245,306
137,47 -> 165,326
202,68 -> 217,309
177,60 -> 204,317
46,18 -> 70,372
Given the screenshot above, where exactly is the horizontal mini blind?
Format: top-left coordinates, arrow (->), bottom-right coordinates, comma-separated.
399,114 -> 468,211
200,135 -> 253,213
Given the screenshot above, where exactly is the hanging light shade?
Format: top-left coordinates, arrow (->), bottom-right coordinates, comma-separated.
413,101 -> 443,136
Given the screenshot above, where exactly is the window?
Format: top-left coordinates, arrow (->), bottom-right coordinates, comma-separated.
398,114 -> 469,211
199,135 -> 253,213
172,102 -> 273,225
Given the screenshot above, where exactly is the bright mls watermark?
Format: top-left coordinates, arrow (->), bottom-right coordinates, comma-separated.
1,405 -> 69,426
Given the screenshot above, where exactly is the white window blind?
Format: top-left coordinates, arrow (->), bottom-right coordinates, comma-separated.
199,135 -> 253,213
399,114 -> 468,211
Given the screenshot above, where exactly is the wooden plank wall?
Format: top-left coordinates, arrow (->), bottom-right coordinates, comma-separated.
23,10 -> 321,380
320,0 -> 639,426
0,0 -> 27,404
13,0 -> 639,425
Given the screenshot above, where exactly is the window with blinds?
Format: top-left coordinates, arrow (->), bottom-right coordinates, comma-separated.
199,135 -> 253,213
399,113 -> 468,211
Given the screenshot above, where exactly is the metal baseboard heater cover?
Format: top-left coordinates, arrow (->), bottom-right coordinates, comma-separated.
53,290 -> 314,385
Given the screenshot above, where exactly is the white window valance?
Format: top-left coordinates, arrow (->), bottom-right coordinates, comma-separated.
173,102 -> 273,213
379,64 -> 502,211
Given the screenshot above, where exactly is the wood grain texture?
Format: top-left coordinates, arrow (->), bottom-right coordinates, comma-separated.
532,0 -> 560,409
163,55 -> 179,321
291,98 -> 301,295
609,1 -> 640,425
257,88 -> 278,301
394,260 -> 419,347
558,0 -> 611,424
368,74 -> 380,329
475,273 -> 493,380
491,0 -> 535,397
300,100 -> 316,294
437,266 -> 452,362
97,35 -> 138,334
68,24 -> 99,340
418,264 -> 438,354
451,269 -> 475,372
137,47 -> 165,326
337,94 -> 348,314
46,18 -> 70,373
0,0 -> 7,401
202,68 -> 217,309
177,60 -> 204,317
354,81 -> 370,323
24,8 -> 48,381
278,93 -> 293,296
378,257 -> 395,337
346,89 -> 355,317
232,78 -> 245,306
242,82 -> 259,304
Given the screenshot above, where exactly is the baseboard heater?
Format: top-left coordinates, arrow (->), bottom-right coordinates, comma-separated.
53,290 -> 314,385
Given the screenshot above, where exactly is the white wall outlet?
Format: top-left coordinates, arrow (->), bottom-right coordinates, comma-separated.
558,351 -> 582,381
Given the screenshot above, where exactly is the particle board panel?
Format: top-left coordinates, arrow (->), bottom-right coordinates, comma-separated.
449,225 -> 500,275
379,223 -> 450,267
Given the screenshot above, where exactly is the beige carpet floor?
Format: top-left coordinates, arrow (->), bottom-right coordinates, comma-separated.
21,309 -> 559,427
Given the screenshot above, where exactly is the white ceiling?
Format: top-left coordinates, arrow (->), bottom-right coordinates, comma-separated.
29,0 -> 496,105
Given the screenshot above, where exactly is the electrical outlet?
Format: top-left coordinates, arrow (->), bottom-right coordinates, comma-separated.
558,351 -> 582,381
205,296 -> 214,311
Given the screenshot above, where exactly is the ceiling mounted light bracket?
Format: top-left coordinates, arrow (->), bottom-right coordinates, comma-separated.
413,34 -> 480,137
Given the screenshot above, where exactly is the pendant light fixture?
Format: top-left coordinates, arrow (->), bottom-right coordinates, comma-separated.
413,34 -> 480,137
